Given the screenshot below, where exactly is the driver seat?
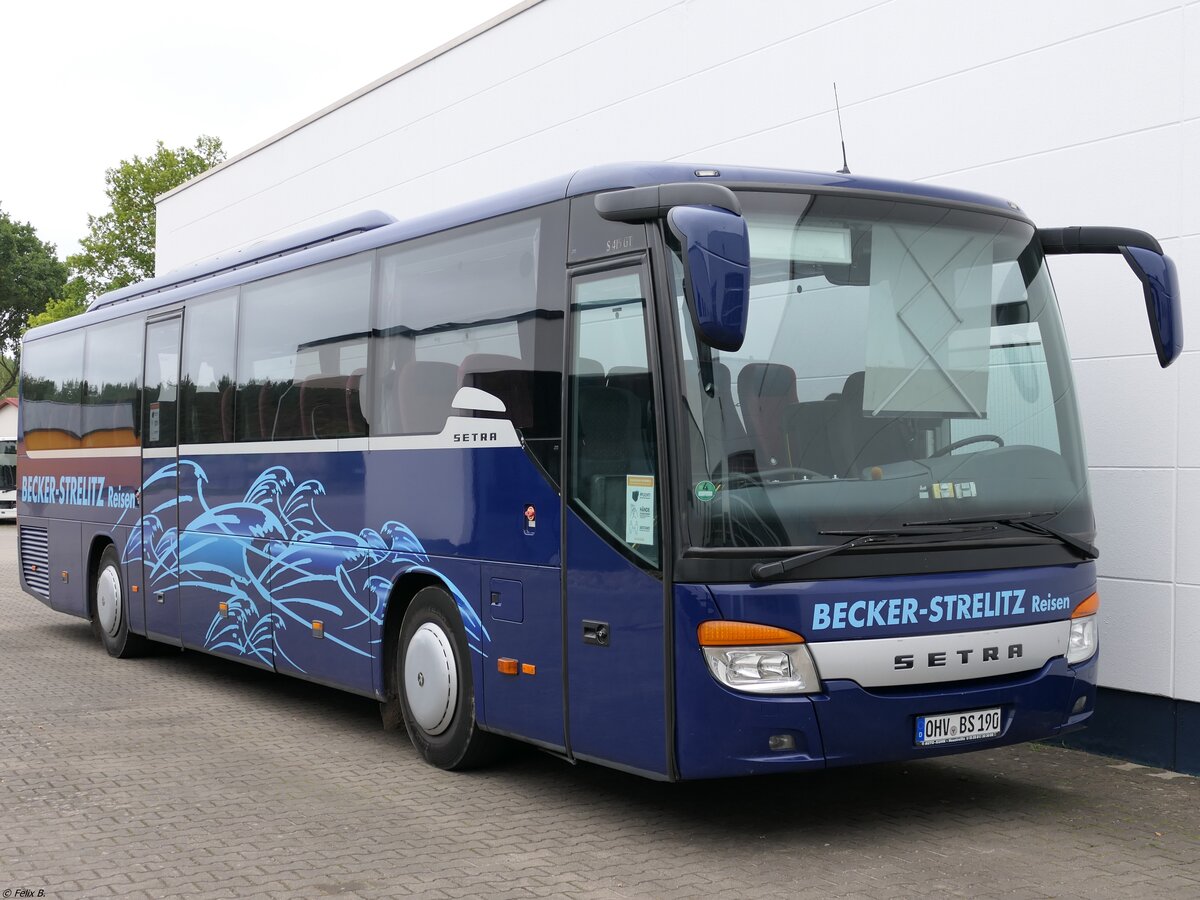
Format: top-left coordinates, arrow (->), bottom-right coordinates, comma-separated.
828,372 -> 916,476
737,362 -> 797,471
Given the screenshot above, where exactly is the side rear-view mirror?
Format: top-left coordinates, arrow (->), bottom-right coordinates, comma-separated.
1039,226 -> 1183,367
667,205 -> 751,352
1120,246 -> 1182,368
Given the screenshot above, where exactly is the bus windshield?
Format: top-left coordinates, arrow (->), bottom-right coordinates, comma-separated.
0,440 -> 16,492
671,190 -> 1093,553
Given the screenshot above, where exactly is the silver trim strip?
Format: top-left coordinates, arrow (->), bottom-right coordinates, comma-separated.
184,439 -> 347,456
142,447 -> 177,459
25,447 -> 141,460
808,621 -> 1071,688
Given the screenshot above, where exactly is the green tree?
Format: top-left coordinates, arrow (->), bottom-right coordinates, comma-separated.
0,206 -> 68,393
68,135 -> 226,298
27,282 -> 89,330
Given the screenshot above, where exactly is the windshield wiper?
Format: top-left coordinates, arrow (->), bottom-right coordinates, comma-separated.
903,512 -> 1098,560
750,527 -> 974,581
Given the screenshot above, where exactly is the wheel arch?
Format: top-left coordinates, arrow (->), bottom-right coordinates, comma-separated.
380,569 -> 455,701
85,534 -> 116,622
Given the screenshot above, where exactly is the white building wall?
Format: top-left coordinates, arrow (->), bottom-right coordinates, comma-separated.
156,0 -> 1200,704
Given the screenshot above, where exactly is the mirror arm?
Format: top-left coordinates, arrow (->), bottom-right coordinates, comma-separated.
1038,226 -> 1162,255
595,183 -> 742,222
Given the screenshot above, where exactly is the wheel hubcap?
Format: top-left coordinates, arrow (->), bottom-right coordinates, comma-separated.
96,564 -> 122,637
404,622 -> 457,735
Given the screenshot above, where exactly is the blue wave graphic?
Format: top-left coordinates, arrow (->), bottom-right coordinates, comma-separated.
122,461 -> 489,672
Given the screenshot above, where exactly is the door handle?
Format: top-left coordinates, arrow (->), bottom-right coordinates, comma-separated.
582,620 -> 610,647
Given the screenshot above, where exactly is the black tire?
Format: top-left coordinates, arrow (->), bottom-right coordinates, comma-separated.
92,544 -> 147,659
395,585 -> 499,770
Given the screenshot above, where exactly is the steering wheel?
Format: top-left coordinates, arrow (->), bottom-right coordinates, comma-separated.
930,434 -> 1005,458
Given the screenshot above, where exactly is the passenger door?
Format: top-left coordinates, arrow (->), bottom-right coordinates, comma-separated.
141,314 -> 183,644
564,261 -> 669,777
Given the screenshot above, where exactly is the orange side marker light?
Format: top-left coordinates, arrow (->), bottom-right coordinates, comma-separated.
521,663 -> 536,676
497,657 -> 519,676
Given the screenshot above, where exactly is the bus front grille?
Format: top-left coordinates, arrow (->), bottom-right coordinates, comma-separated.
19,525 -> 50,599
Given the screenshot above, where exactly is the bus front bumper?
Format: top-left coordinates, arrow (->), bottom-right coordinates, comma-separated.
674,653 -> 1096,780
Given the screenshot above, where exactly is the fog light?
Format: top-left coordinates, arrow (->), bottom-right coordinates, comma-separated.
1072,695 -> 1088,714
768,734 -> 796,752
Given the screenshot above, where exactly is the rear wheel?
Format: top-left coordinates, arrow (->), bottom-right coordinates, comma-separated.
395,586 -> 499,769
93,544 -> 147,659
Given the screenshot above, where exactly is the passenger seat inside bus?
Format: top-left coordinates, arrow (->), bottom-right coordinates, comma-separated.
298,374 -> 368,439
391,360 -> 458,434
712,361 -> 755,473
605,366 -> 657,468
260,381 -> 302,440
737,362 -> 797,471
783,399 -> 839,474
458,354 -> 535,429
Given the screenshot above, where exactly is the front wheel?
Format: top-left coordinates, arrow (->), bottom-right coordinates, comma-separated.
395,586 -> 500,770
93,544 -> 147,659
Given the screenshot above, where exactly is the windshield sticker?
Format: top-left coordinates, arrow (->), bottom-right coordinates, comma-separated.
695,480 -> 717,502
626,475 -> 655,544
919,481 -> 977,499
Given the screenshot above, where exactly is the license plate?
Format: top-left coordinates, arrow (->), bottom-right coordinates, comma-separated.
916,707 -> 1001,746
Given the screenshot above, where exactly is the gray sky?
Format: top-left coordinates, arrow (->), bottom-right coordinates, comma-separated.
0,0 -> 518,260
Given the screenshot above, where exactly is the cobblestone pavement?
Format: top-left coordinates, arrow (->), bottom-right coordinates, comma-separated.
1,527 -> 1198,899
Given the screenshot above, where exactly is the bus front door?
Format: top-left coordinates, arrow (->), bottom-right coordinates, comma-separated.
140,314 -> 183,644
564,262 -> 670,778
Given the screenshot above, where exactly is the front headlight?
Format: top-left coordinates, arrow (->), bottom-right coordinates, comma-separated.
1067,615 -> 1097,664
698,621 -> 821,694
1066,592 -> 1099,665
702,644 -> 821,694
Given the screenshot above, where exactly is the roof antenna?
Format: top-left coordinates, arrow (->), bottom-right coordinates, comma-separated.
833,82 -> 851,175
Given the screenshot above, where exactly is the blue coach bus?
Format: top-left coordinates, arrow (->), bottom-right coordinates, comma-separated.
16,163 -> 1182,779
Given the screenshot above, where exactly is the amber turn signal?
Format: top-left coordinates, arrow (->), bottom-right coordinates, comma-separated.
697,621 -> 805,647
1072,593 -> 1099,618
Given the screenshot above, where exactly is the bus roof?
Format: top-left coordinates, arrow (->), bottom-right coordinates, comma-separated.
33,162 -> 1020,341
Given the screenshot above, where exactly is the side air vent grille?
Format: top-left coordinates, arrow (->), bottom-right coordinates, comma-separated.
19,525 -> 50,599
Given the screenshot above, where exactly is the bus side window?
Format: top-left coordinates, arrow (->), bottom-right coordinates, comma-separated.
81,316 -> 142,449
237,254 -> 372,442
569,266 -> 659,567
142,320 -> 180,450
373,209 -> 566,482
21,330 -> 85,451
180,291 -> 237,444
